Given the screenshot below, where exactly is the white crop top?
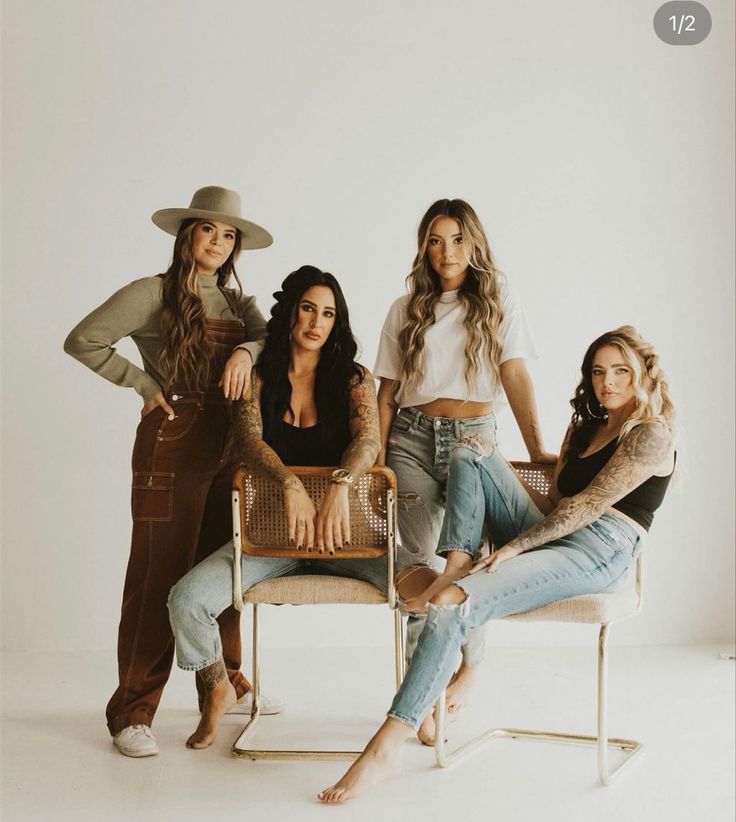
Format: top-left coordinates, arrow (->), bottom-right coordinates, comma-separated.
373,277 -> 537,408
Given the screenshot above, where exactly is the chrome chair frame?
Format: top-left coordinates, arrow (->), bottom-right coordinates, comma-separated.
433,461 -> 645,785
230,465 -> 405,761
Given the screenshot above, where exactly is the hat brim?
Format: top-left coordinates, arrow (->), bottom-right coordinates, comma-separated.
151,208 -> 273,250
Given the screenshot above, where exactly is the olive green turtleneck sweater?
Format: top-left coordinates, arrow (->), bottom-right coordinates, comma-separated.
64,274 -> 266,402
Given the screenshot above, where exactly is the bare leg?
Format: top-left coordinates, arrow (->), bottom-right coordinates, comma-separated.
407,570 -> 471,746
416,706 -> 442,747
446,659 -> 480,714
187,658 -> 237,749
318,717 -> 412,804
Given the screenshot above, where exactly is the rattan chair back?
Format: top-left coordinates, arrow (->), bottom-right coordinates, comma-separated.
510,461 -> 555,495
232,465 -> 396,559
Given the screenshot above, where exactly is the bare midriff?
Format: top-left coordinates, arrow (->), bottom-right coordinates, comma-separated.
413,398 -> 493,419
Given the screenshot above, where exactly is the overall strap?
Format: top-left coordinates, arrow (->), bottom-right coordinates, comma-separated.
218,285 -> 246,326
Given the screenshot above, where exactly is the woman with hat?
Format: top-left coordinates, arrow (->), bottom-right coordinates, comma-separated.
64,186 -> 277,757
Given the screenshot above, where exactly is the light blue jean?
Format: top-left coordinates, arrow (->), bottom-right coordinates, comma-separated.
388,408 -> 497,667
168,540 -> 413,671
387,443 -> 642,729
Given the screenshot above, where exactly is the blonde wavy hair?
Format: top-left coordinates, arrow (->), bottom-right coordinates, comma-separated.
568,325 -> 676,455
397,199 -> 505,392
159,218 -> 244,390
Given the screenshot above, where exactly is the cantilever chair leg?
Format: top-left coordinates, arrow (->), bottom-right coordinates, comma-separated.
232,601 -> 405,761
434,622 -> 643,785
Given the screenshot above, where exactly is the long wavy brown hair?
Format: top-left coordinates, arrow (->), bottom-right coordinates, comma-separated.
568,325 -> 676,456
159,218 -> 244,390
397,199 -> 505,392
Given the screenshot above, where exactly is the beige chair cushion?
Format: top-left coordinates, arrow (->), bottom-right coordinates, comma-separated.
243,575 -> 639,623
504,585 -> 640,624
243,574 -> 387,605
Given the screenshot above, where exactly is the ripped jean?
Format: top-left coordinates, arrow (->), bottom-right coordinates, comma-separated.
387,444 -> 642,728
387,407 -> 497,666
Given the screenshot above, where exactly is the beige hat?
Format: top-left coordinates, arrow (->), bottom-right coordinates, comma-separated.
151,186 -> 273,249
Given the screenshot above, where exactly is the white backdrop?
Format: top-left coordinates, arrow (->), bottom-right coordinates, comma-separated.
1,0 -> 734,652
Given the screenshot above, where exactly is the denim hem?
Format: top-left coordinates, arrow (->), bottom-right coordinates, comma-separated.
436,545 -> 476,559
386,710 -> 420,730
176,654 -> 222,673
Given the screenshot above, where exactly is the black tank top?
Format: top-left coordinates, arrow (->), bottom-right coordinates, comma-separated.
273,418 -> 348,466
557,437 -> 674,531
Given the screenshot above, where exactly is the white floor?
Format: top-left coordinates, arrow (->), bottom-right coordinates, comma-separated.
1,644 -> 734,822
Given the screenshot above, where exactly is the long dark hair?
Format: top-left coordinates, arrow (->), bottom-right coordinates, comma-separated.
567,325 -> 675,456
159,218 -> 245,390
258,265 -> 364,455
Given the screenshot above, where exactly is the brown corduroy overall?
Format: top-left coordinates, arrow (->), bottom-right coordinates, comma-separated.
106,317 -> 250,735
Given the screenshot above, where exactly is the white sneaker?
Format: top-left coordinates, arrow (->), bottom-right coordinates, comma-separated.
113,724 -> 159,758
227,692 -> 285,715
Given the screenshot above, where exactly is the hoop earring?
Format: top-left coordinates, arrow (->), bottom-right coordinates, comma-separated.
586,398 -> 607,420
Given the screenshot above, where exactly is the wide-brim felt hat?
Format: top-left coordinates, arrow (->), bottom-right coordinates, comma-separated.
151,186 -> 273,250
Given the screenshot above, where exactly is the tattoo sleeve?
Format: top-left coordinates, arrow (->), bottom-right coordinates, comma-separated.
339,370 -> 381,479
196,658 -> 227,692
509,422 -> 672,554
231,373 -> 300,489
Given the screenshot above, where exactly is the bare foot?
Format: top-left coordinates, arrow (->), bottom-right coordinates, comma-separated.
445,662 -> 479,715
318,747 -> 402,803
186,678 -> 237,749
417,710 -> 437,746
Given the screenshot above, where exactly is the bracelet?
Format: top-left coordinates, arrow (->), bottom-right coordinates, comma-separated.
329,469 -> 354,486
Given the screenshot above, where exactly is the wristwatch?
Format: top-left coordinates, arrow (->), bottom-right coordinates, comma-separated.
329,469 -> 354,486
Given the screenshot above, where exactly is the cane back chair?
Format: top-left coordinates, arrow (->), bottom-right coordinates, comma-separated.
433,461 -> 645,785
230,465 -> 404,760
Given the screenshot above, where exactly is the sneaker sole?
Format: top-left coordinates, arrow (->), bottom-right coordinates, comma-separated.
113,742 -> 159,758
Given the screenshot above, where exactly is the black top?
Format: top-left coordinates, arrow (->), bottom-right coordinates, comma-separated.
273,418 -> 349,466
557,436 -> 674,531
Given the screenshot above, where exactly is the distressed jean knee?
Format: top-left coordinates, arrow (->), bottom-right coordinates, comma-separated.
397,490 -> 431,562
426,594 -> 470,628
398,490 -> 424,509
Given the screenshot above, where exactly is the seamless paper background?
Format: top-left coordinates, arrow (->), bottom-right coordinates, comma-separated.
1,0 -> 734,651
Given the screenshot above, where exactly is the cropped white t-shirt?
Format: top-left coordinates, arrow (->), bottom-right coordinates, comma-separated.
373,277 -> 537,408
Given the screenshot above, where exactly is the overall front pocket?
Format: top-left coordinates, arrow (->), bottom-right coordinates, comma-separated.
132,472 -> 175,521
158,402 -> 200,441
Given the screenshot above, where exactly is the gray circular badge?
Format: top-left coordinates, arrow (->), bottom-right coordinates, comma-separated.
654,2 -> 712,44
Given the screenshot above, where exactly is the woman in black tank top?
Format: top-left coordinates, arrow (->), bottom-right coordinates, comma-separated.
237,265 -> 380,550
318,325 -> 677,804
170,266 -> 384,750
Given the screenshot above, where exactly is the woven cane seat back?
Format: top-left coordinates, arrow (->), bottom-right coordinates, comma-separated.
510,461 -> 555,495
234,465 -> 396,559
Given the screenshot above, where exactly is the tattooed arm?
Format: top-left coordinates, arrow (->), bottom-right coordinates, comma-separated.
339,369 -> 381,479
472,421 -> 673,573
316,368 -> 381,553
376,378 -> 400,466
500,358 -> 557,464
232,372 -> 296,487
232,372 -> 316,549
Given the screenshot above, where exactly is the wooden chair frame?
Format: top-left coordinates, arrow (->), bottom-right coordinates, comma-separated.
433,461 -> 644,785
230,465 -> 405,760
